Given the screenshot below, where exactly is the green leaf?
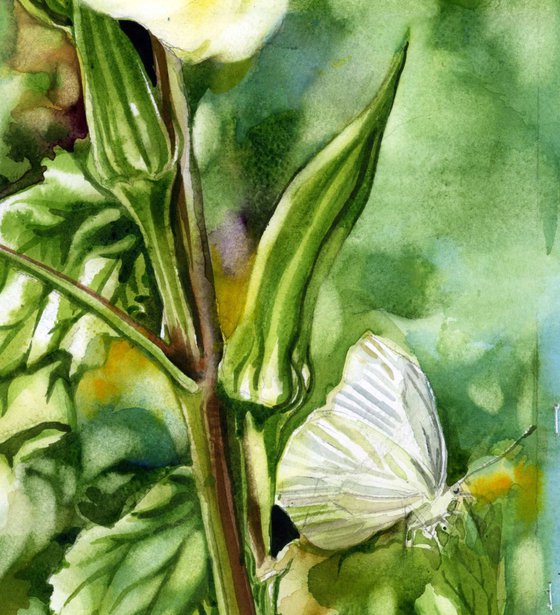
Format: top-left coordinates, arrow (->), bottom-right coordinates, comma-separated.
304,532 -> 438,613
0,147 -> 177,462
221,40 -> 408,409
415,584 -> 460,615
0,147 -> 159,380
0,434 -> 80,579
16,597 -> 50,615
426,508 -> 505,615
79,407 -> 185,480
0,362 -> 74,460
76,466 -> 170,526
50,467 -> 210,615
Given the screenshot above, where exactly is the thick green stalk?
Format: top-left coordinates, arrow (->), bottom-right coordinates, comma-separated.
163,50 -> 222,368
176,387 -> 256,615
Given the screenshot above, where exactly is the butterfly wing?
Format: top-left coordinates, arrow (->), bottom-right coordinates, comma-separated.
340,334 -> 447,492
276,332 -> 447,551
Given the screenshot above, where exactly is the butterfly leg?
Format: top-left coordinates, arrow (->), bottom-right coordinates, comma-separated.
431,526 -> 444,552
406,511 -> 433,550
404,518 -> 413,550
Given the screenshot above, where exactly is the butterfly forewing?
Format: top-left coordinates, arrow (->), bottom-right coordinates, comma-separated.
340,334 -> 446,490
276,333 -> 448,551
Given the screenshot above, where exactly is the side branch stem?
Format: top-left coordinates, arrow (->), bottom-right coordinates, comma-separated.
162,49 -> 223,368
0,242 -> 197,393
115,180 -> 201,375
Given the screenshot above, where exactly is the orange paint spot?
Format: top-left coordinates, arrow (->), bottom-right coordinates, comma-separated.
76,341 -> 155,417
468,470 -> 514,502
91,377 -> 117,403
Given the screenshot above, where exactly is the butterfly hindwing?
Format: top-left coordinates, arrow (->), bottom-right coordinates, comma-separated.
276,333 -> 448,551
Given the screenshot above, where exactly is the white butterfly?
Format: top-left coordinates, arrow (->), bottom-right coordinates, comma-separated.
275,332 -> 534,551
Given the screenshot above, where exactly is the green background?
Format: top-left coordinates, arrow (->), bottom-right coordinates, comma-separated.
197,1 -> 557,611
0,0 -> 557,613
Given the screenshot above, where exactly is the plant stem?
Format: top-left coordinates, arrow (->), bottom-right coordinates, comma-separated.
115,180 -> 201,375
152,41 -> 256,614
174,387 -> 254,615
243,415 -> 272,569
162,49 -> 222,368
0,242 -> 197,394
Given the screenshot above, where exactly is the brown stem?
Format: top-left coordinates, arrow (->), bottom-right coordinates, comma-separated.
243,415 -> 270,569
204,384 -> 257,615
152,39 -> 257,614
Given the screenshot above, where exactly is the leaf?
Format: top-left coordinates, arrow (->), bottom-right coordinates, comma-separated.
76,466 -> 169,527
304,531 -> 438,613
0,147 -> 159,378
50,467 -> 210,615
75,340 -> 190,472
428,509 -> 505,615
415,584 -> 460,615
0,147 -> 164,457
221,40 -> 408,409
0,362 -> 74,461
0,434 -> 80,578
15,597 -> 50,615
79,407 -> 184,481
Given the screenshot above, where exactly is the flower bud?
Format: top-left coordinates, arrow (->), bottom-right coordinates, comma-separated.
73,3 -> 175,185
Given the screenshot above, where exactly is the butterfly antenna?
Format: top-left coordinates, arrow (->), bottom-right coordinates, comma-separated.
461,425 -> 536,482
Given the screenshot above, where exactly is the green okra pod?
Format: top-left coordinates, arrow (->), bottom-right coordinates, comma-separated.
221,40 -> 409,410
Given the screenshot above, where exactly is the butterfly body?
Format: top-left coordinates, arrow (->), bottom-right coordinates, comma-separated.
405,487 -> 464,549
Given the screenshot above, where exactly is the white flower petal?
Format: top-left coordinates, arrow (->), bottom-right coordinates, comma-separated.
80,0 -> 288,63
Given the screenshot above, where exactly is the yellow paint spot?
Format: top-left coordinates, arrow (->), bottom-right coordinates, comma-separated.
467,461 -> 541,523
513,461 -> 541,524
212,248 -> 255,338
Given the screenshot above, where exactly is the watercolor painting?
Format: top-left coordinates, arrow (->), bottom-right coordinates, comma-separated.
0,1 -> 553,613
